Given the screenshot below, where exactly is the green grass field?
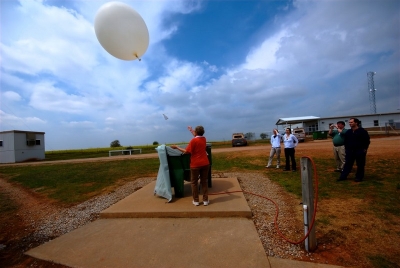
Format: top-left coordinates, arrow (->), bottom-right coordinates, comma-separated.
0,142 -> 398,220
44,140 -> 245,161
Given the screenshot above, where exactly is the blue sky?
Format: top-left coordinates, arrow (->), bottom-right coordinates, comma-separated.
1,0 -> 399,150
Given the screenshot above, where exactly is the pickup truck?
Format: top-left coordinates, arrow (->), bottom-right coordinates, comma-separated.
292,128 -> 305,142
232,133 -> 248,147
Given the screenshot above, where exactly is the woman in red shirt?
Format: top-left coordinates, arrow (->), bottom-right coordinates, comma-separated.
171,126 -> 210,206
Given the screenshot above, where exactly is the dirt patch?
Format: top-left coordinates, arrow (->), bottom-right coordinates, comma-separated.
0,179 -> 67,267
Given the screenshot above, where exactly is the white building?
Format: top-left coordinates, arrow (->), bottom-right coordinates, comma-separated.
275,112 -> 400,134
0,130 -> 45,164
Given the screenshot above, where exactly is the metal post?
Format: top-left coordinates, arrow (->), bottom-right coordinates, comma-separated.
303,205 -> 309,251
367,71 -> 377,114
300,157 -> 317,251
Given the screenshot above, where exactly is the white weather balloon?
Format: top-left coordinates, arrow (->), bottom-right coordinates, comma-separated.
94,1 -> 149,61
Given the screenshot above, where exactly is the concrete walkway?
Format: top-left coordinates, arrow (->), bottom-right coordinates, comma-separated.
26,178 -> 342,268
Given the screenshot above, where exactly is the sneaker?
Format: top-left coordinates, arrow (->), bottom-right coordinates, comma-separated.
266,165 -> 271,168
203,200 -> 209,206
276,165 -> 280,169
192,200 -> 199,206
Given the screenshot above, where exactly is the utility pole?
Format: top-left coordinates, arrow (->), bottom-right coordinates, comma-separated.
367,71 -> 377,114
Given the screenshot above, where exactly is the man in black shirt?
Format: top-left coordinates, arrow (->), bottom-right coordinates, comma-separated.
338,118 -> 370,182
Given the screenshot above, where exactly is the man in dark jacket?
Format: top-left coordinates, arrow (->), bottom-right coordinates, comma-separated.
338,118 -> 370,182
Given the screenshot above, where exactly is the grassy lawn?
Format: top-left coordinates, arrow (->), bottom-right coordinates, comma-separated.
44,140 -> 244,161
45,145 -> 160,161
0,140 -> 267,205
0,159 -> 159,204
264,157 -> 400,218
214,150 -> 400,218
1,145 -> 398,218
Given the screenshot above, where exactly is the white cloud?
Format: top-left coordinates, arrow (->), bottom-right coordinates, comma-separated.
105,117 -> 116,124
2,91 -> 22,101
158,60 -> 204,93
203,61 -> 218,72
62,120 -> 96,128
30,82 -> 89,113
242,30 -> 288,71
104,127 -> 114,132
25,117 -> 47,124
1,1 -> 97,77
0,110 -> 46,129
0,110 -> 20,124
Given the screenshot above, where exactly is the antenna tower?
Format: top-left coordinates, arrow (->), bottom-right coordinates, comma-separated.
367,71 -> 377,114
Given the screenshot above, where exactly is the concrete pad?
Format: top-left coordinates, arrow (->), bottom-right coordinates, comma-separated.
26,218 -> 269,268
100,177 -> 252,218
26,176 -> 344,268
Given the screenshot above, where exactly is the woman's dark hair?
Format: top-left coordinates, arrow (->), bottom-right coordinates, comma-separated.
195,126 -> 205,136
285,128 -> 292,133
350,117 -> 360,125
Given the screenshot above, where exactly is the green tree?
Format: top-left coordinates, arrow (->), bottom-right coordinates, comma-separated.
110,140 -> 121,147
260,133 -> 268,139
153,141 -> 159,145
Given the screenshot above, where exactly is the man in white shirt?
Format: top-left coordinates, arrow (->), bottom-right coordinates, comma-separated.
266,129 -> 282,168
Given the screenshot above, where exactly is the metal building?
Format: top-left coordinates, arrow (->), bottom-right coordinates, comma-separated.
0,130 -> 45,164
275,112 -> 400,134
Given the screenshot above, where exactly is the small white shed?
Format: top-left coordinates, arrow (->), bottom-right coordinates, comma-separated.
0,130 -> 45,164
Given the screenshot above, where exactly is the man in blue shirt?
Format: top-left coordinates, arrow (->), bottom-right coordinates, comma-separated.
338,118 -> 370,182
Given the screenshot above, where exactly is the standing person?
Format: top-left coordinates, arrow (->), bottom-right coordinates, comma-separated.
266,129 -> 282,168
328,121 -> 347,172
171,126 -> 210,206
283,128 -> 298,172
338,118 -> 370,182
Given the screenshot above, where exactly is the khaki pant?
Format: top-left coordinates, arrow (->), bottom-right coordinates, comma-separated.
333,145 -> 345,170
267,147 -> 281,166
